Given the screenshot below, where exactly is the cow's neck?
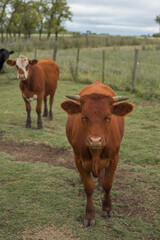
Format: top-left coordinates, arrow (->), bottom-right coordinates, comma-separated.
89,148 -> 103,177
21,73 -> 33,90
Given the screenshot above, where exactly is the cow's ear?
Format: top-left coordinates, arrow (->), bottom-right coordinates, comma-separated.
6,59 -> 16,66
61,101 -> 81,114
29,59 -> 38,65
112,102 -> 134,117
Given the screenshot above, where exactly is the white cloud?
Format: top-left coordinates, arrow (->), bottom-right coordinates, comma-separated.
65,0 -> 160,35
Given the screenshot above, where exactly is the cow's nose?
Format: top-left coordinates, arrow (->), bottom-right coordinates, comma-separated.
89,137 -> 102,143
19,75 -> 25,80
88,136 -> 103,149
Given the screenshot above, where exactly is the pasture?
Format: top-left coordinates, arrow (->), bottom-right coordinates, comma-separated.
0,46 -> 160,239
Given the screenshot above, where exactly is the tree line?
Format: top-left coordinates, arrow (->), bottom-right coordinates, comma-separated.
0,0 -> 72,41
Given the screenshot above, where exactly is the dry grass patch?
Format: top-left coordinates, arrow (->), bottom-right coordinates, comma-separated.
22,223 -> 79,240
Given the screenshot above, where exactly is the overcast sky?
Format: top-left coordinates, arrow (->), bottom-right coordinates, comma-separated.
65,0 -> 160,36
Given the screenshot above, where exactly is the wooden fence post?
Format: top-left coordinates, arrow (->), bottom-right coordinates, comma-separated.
34,47 -> 37,58
86,35 -> 89,48
53,42 -> 58,61
75,48 -> 80,82
132,49 -> 139,92
102,50 -> 105,83
18,44 -> 21,56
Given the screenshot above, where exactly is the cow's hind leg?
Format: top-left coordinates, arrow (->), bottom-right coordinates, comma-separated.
43,96 -> 48,117
75,160 -> 95,227
24,100 -> 31,128
36,98 -> 43,129
49,94 -> 54,120
102,155 -> 119,218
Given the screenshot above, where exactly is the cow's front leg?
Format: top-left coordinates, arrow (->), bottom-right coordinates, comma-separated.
75,160 -> 95,227
36,98 -> 43,129
24,100 -> 31,128
102,158 -> 118,218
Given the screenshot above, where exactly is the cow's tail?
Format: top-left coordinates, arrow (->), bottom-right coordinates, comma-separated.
9,51 -> 14,55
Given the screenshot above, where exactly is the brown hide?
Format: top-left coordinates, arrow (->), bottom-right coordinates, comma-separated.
19,58 -> 59,99
64,80 -> 132,177
61,80 -> 133,226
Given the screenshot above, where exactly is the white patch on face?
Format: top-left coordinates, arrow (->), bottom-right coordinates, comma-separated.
23,94 -> 37,102
16,55 -> 29,80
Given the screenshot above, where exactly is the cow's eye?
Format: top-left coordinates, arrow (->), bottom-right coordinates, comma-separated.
82,116 -> 89,122
104,116 -> 111,122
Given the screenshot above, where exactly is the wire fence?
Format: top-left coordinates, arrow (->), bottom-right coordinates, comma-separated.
3,46 -> 160,100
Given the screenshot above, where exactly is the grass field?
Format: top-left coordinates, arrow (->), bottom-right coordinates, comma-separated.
0,47 -> 160,239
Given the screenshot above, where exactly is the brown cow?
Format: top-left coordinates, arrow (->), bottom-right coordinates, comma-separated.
6,56 -> 59,129
61,80 -> 133,226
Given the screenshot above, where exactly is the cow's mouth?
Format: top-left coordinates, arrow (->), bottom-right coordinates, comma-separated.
19,76 -> 26,81
89,145 -> 103,150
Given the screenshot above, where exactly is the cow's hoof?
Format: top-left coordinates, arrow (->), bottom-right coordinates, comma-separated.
37,125 -> 43,129
84,218 -> 96,227
49,114 -> 53,121
102,210 -> 113,218
25,124 -> 31,128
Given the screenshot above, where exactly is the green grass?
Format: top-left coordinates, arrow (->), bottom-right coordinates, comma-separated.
0,69 -> 160,158
0,153 -> 159,240
3,34 -> 160,50
0,49 -> 160,239
0,75 -> 86,147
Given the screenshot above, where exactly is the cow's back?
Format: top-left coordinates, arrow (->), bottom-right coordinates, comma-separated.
38,58 -> 59,94
79,80 -> 116,97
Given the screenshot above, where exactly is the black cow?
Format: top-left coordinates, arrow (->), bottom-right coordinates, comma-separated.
0,48 -> 14,71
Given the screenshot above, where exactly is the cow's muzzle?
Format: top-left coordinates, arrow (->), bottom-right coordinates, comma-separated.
18,74 -> 26,80
88,136 -> 104,149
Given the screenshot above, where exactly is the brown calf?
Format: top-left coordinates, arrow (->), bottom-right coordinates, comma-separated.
61,80 -> 133,226
6,56 -> 59,129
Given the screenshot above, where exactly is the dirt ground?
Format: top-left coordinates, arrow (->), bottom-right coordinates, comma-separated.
0,136 -> 75,170
0,133 -> 157,239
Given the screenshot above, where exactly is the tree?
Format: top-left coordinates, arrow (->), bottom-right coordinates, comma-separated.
45,0 -> 72,40
53,0 -> 72,41
0,0 -> 10,40
1,0 -> 73,40
31,0 -> 48,40
7,0 -> 24,39
21,1 -> 39,39
155,15 -> 160,33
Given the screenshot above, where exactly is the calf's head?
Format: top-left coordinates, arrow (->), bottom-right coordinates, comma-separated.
6,55 -> 38,80
61,93 -> 133,150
